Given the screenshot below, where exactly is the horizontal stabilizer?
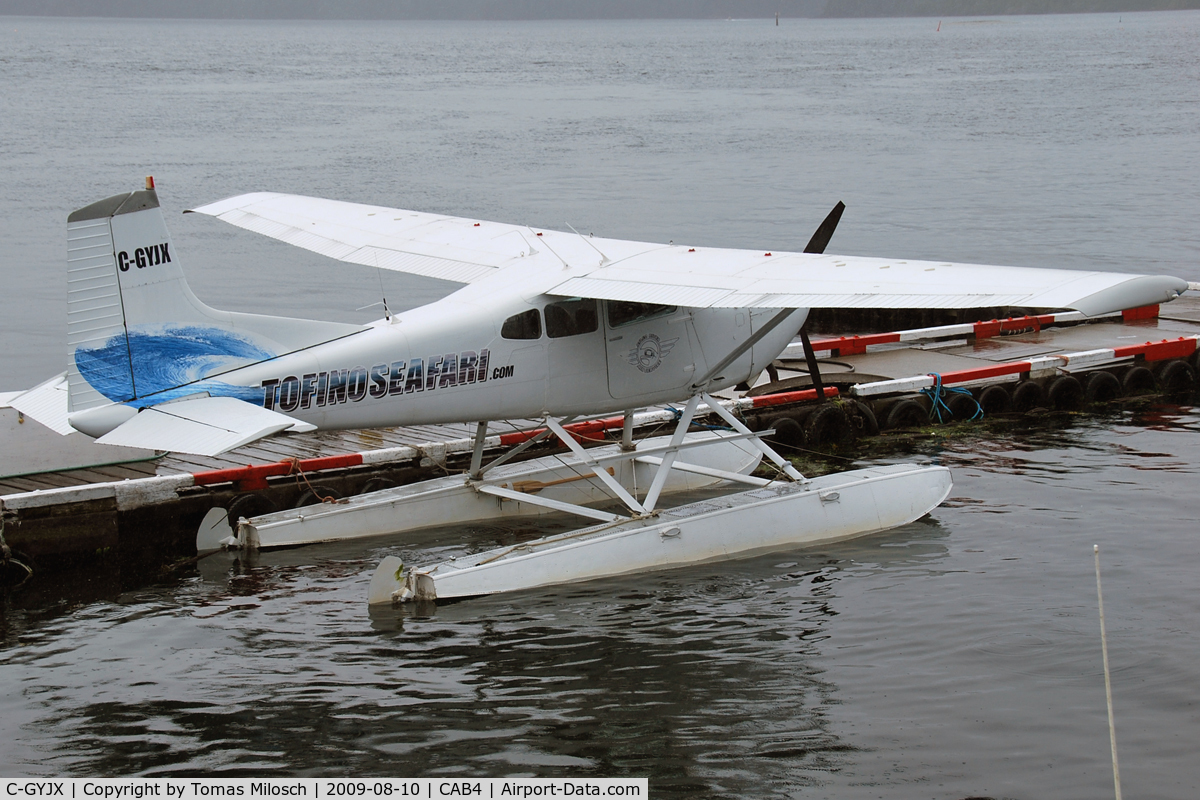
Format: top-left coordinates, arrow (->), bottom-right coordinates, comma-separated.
6,373 -> 73,435
96,396 -> 315,457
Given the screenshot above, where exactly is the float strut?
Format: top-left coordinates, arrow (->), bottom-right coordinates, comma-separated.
544,417 -> 647,515
700,392 -> 807,483
469,421 -> 488,479
642,394 -> 702,512
475,420 -> 562,478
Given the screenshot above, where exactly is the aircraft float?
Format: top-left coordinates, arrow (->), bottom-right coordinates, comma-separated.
11,178 -> 1187,604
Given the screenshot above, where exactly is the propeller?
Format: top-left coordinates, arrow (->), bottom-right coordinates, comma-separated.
803,201 -> 845,255
797,201 -> 846,401
743,202 -> 847,394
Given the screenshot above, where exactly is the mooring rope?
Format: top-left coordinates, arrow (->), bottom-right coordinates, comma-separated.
921,372 -> 983,423
283,457 -> 348,504
665,405 -> 734,432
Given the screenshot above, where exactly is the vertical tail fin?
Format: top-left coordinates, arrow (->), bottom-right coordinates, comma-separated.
66,186 -> 161,410
66,180 -> 363,414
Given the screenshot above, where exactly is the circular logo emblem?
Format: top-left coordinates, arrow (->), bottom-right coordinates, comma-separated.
627,334 -> 679,374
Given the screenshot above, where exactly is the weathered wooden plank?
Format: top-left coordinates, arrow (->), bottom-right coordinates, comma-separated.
1,473 -> 87,491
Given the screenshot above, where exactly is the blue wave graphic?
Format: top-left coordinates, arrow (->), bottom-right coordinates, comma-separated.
74,344 -> 135,402
75,326 -> 275,406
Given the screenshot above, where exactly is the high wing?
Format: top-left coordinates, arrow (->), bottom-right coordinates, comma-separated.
547,250 -> 1187,316
188,192 -> 547,285
190,193 -> 1188,316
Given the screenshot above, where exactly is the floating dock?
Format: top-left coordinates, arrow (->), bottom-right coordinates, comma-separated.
3,294 -> 1198,588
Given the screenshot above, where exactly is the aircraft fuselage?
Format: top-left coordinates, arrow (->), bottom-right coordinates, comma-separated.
190,288 -> 805,429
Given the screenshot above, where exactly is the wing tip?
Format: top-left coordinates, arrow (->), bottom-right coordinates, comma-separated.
1070,274 -> 1190,317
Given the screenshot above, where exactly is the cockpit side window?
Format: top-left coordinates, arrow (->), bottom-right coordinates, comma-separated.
545,298 -> 599,339
606,301 -> 677,329
501,308 -> 542,340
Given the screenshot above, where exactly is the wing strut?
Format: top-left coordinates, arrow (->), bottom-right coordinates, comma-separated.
697,202 -> 848,395
692,309 -> 798,391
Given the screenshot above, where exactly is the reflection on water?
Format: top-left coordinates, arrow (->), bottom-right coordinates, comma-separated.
9,529 -> 923,789
0,478 -> 960,788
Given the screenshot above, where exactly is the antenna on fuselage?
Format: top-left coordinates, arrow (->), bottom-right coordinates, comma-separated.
357,300 -> 392,320
565,222 -> 611,265
370,249 -> 391,320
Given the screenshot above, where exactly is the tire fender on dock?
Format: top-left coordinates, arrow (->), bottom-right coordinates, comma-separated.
226,493 -> 278,531
977,384 -> 1012,414
851,400 -> 880,437
1122,366 -> 1157,395
884,398 -> 927,430
1046,375 -> 1084,411
359,478 -> 398,495
766,415 -> 805,451
804,403 -> 853,449
1012,381 -> 1044,413
946,392 -> 979,420
1155,359 -> 1197,395
1188,349 -> 1200,375
1084,371 -> 1122,404
295,486 -> 344,508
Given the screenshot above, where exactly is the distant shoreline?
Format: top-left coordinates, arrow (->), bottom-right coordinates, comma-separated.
2,0 -> 1198,21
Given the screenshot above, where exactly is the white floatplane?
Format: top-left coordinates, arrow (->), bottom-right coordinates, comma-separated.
10,178 -> 1187,604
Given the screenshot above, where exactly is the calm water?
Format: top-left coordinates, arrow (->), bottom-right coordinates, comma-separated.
2,11 -> 1200,797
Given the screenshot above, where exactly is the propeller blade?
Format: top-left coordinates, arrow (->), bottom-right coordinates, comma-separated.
803,201 -> 846,254
797,201 -> 845,401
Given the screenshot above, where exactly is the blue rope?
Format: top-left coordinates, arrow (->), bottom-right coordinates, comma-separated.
665,405 -> 733,432
920,373 -> 983,423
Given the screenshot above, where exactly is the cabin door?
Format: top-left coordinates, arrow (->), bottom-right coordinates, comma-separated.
544,297 -> 607,411
604,301 -> 697,401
